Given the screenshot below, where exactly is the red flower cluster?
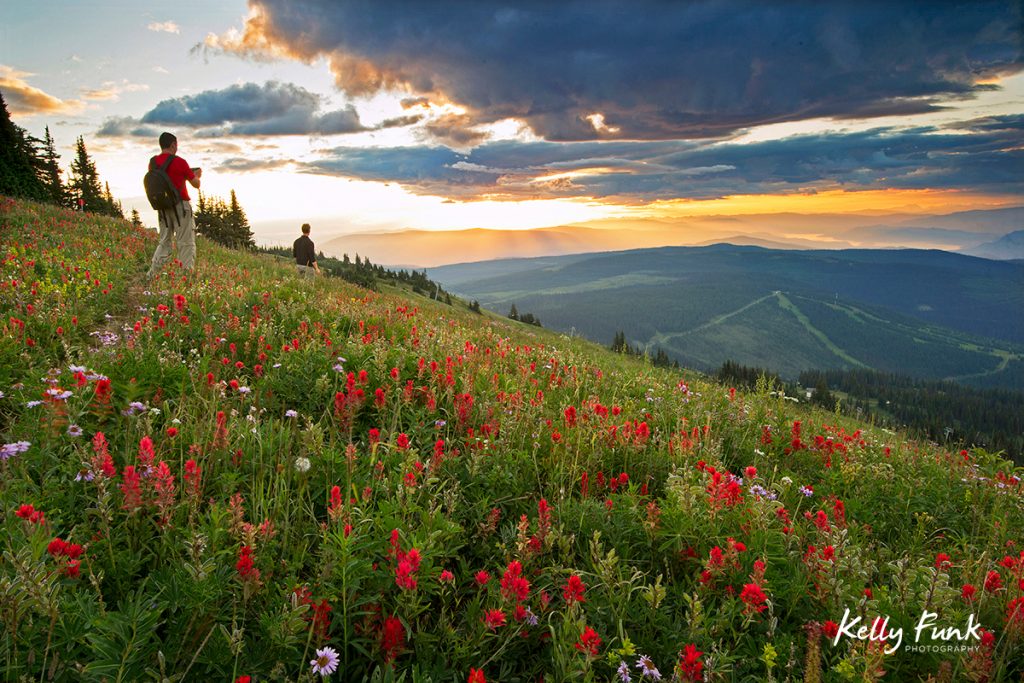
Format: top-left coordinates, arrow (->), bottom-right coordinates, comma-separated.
822,620 -> 840,640
499,560 -> 530,603
563,574 -> 586,605
391,532 -> 422,591
328,485 -> 344,523
740,582 -> 769,613
14,503 -> 44,524
120,466 -> 143,511
483,608 -> 506,630
677,644 -> 704,682
705,466 -> 743,511
536,498 -> 552,542
184,459 -> 202,499
574,626 -> 601,657
700,537 -> 746,586
236,545 -> 260,583
48,537 -> 84,578
91,432 -> 117,478
380,615 -> 406,662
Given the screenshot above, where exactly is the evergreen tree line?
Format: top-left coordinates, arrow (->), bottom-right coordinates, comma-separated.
0,90 -> 123,218
800,368 -> 1024,464
194,190 -> 255,249
255,246 -> 457,305
716,359 -> 788,392
610,330 -> 679,369
507,304 -> 542,328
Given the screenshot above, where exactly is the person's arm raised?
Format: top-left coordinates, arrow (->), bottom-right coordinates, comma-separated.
189,167 -> 202,189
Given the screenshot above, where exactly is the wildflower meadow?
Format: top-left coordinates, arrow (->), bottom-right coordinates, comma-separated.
1,196 -> 1022,681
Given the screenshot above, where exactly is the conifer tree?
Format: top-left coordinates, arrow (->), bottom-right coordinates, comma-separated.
227,189 -> 254,248
0,90 -> 48,201
611,330 -> 627,353
38,126 -> 67,206
508,304 -> 519,321
130,208 -> 143,228
195,191 -> 230,245
103,181 -> 124,219
69,136 -> 104,212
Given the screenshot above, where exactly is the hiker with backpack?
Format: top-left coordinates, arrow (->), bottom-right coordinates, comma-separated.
144,132 -> 201,278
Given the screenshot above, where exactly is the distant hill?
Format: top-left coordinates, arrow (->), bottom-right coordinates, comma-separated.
842,206 -> 1024,250
431,245 -> 1024,388
693,235 -> 808,250
963,230 -> 1024,260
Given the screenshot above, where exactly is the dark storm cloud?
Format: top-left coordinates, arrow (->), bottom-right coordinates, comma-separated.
300,115 -> 1024,200
136,81 -> 368,136
141,82 -> 320,126
210,0 -> 1022,141
98,82 -> 422,139
96,116 -> 160,138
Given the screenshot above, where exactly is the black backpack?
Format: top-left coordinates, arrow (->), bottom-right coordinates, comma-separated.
144,155 -> 182,210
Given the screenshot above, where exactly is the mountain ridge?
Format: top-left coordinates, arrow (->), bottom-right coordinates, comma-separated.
431,244 -> 1024,388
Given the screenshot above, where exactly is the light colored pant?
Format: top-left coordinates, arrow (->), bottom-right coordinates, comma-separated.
297,264 -> 316,279
147,201 -> 195,277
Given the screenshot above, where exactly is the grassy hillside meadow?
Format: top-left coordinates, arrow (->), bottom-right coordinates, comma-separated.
2,197 -> 1023,682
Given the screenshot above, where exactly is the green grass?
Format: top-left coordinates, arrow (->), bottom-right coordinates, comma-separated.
1,197 -> 1023,682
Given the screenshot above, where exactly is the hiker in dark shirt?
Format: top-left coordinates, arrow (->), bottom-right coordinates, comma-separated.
293,223 -> 321,278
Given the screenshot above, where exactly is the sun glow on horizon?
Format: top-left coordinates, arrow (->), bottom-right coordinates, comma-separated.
638,188 -> 1022,218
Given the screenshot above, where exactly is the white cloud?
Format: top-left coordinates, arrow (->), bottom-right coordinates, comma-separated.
147,21 -> 180,34
0,65 -> 84,116
81,80 -> 150,102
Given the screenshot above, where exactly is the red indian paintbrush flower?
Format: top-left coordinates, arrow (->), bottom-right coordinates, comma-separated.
575,626 -> 601,656
740,582 -> 769,613
184,459 -> 201,498
499,561 -> 529,603
236,545 -> 259,582
328,485 -> 343,523
120,466 -> 143,511
677,644 -> 704,682
15,503 -> 45,524
380,615 -> 405,662
563,574 -> 586,605
483,609 -> 506,630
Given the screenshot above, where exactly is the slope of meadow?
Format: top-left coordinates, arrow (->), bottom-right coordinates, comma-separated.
1,197 -> 1022,682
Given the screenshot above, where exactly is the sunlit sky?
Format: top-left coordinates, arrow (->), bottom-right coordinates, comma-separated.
2,1 -> 1021,260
